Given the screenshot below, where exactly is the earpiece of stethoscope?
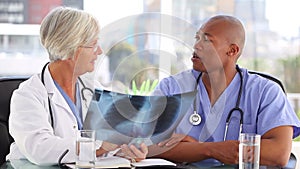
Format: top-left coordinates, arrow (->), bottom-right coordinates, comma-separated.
189,111 -> 201,125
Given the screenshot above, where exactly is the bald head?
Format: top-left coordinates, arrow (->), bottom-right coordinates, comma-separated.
201,15 -> 246,58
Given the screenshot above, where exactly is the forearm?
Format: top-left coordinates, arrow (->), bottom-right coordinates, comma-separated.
152,141 -> 239,164
153,142 -> 211,163
259,137 -> 292,167
259,126 -> 293,167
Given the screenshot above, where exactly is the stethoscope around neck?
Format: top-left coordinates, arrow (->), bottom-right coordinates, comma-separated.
189,65 -> 244,141
41,62 -> 93,128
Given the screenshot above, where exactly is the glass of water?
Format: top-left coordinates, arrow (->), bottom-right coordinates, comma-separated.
239,133 -> 261,169
76,130 -> 96,168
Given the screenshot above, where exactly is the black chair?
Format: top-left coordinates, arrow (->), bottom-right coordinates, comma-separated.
249,71 -> 297,169
0,76 -> 28,166
249,70 -> 286,93
284,153 -> 297,169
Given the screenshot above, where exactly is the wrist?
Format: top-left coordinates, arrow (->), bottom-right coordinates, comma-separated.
202,142 -> 215,159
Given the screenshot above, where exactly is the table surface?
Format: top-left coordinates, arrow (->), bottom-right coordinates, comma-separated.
1,159 -> 238,169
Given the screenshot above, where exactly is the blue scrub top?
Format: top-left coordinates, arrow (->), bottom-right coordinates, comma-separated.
154,67 -> 300,166
54,80 -> 83,130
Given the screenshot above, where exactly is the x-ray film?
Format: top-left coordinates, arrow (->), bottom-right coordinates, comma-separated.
83,89 -> 196,146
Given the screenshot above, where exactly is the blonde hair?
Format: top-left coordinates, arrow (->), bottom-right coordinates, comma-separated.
40,6 -> 100,61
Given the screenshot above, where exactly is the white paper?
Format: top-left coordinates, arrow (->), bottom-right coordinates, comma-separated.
67,156 -> 176,168
95,156 -> 131,168
132,158 -> 176,167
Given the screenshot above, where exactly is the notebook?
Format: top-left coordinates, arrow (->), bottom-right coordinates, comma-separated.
83,89 -> 196,146
65,156 -> 177,168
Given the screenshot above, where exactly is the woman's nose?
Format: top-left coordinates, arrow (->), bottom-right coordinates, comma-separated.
96,46 -> 103,55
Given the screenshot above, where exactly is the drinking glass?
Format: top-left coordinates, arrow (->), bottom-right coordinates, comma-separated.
239,133 -> 261,169
76,130 -> 95,168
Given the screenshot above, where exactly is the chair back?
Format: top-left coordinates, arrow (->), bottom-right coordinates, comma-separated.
0,76 -> 28,166
248,70 -> 285,93
283,153 -> 297,169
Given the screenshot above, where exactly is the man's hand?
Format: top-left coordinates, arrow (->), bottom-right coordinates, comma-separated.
210,140 -> 239,164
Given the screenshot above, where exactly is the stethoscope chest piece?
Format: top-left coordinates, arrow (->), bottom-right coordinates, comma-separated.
189,111 -> 201,125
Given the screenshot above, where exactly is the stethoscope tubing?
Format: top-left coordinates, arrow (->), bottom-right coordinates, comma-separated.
193,65 -> 244,141
41,62 -> 93,128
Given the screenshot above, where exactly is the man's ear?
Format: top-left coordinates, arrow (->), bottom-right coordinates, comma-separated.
226,44 -> 239,56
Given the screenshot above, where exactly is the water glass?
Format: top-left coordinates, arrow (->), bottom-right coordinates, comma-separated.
76,130 -> 96,168
239,133 -> 261,169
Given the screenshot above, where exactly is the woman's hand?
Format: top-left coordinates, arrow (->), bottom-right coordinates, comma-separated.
96,141 -> 119,156
116,143 -> 148,162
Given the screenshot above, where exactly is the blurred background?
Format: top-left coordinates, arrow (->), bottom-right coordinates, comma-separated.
0,0 -> 300,114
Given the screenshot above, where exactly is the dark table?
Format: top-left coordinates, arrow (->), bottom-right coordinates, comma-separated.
1,160 -> 238,169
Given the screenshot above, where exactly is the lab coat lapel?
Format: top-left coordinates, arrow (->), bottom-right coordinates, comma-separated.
42,65 -> 73,114
42,68 -> 96,122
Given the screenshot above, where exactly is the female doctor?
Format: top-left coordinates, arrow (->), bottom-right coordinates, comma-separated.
7,6 -> 148,165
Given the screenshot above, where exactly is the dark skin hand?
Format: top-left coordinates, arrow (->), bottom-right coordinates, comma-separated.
156,133 -> 239,164
154,126 -> 293,167
155,139 -> 239,164
205,140 -> 239,164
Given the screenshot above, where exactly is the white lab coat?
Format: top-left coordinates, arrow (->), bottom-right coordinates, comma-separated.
7,65 -> 99,165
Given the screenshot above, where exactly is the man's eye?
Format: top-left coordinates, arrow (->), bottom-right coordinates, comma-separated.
195,34 -> 212,42
203,35 -> 211,42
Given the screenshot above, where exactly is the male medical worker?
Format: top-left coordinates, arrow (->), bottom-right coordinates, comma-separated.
153,15 -> 300,168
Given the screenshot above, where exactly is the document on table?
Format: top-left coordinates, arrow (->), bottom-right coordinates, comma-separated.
66,156 -> 176,168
